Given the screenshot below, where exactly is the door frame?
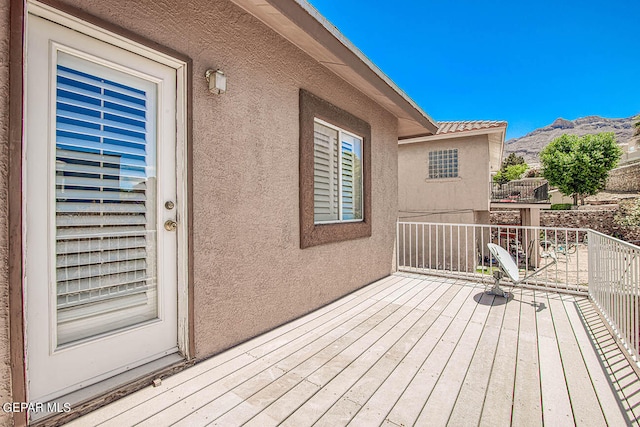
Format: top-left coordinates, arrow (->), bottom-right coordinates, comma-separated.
8,0 -> 194,424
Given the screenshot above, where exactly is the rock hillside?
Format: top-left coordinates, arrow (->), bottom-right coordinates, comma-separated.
504,115 -> 635,165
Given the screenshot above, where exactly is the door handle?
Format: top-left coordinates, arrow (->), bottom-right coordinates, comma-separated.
164,220 -> 177,231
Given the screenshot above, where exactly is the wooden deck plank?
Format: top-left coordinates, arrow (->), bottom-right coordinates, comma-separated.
276,281 -> 446,426
339,285 -> 471,426
243,380 -> 320,427
548,293 -> 608,426
69,275 -> 407,427
249,280 -> 451,426
309,280 -> 455,426
134,283 -> 422,426
99,278 -> 420,426
478,287 -> 522,427
414,292 -> 492,425
511,288 -> 543,427
66,274 -> 640,427
361,285 -> 480,426
574,298 -> 640,425
562,296 -> 629,427
535,290 -> 574,425
229,283 -> 439,425
447,292 -> 506,426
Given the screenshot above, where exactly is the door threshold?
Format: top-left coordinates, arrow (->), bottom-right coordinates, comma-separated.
30,353 -> 192,426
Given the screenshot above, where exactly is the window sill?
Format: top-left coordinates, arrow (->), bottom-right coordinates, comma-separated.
424,177 -> 462,183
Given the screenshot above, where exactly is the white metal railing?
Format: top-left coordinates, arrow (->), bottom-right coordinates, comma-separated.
396,221 -> 640,368
588,230 -> 640,366
397,222 -> 590,294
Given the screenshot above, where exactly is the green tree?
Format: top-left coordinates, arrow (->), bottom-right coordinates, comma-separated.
540,132 -> 622,205
493,153 -> 528,184
501,153 -> 526,168
493,163 -> 528,184
634,114 -> 640,136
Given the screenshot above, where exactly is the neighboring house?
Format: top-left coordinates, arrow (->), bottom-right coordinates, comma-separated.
398,121 -> 507,225
621,135 -> 639,163
549,188 -> 575,205
0,0 -> 438,425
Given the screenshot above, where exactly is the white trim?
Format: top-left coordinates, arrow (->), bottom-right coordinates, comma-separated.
313,118 -> 364,224
47,32 -> 57,356
24,6 -> 190,402
27,1 -> 185,69
175,59 -> 190,359
314,117 -> 362,141
399,127 -> 506,144
314,219 -> 364,225
28,0 -> 190,360
338,129 -> 343,222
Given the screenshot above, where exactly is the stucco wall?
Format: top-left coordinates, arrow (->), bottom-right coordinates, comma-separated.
46,0 -> 399,359
0,0 -> 12,424
398,134 -> 490,223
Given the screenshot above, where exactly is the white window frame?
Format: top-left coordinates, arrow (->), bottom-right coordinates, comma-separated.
313,117 -> 364,225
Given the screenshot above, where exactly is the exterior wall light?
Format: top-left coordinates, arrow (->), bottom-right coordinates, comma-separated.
205,69 -> 226,94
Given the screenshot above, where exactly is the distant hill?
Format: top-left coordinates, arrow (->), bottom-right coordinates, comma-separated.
504,116 -> 636,165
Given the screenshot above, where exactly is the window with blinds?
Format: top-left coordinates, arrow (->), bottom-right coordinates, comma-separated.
55,52 -> 158,346
313,119 -> 363,223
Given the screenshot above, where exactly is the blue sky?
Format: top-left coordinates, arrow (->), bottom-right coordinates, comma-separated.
306,0 -> 640,140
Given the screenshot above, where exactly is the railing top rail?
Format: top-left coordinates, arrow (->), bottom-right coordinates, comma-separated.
589,229 -> 640,251
397,221 -> 640,251
396,221 -> 591,233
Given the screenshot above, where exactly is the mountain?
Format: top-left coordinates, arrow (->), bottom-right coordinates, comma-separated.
504,116 -> 636,165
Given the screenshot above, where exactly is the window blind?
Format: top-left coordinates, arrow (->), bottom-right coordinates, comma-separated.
313,122 -> 339,222
55,58 -> 157,346
313,120 -> 363,223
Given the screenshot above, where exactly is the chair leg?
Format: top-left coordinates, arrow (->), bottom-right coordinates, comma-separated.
488,270 -> 508,298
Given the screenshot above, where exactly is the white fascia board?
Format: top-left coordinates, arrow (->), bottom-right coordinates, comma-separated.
290,0 -> 434,125
398,127 -> 507,145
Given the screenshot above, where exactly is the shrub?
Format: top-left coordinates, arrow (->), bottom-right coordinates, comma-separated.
551,203 -> 573,210
615,198 -> 640,226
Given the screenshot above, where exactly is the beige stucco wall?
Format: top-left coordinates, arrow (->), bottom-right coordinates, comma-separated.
39,0 -> 399,359
0,0 -> 12,424
398,134 -> 491,224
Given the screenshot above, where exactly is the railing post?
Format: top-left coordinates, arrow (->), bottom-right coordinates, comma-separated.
396,221 -> 400,272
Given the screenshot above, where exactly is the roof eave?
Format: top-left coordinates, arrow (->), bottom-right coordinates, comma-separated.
228,0 -> 438,137
399,126 -> 507,145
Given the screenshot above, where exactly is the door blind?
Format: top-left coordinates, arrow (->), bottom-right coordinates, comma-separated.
55,56 -> 158,346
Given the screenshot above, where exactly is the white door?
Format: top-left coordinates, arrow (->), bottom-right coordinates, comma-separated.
24,12 -> 183,402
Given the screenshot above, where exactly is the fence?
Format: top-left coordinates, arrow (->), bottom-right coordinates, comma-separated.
396,221 -> 640,368
589,231 -> 640,366
491,180 -> 549,203
397,222 -> 589,294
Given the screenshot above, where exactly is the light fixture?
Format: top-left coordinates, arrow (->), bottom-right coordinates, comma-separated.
205,69 -> 226,94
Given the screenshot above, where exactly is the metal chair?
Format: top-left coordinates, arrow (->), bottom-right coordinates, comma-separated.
486,243 -> 557,297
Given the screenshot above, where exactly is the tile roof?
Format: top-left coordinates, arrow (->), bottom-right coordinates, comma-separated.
436,120 -> 507,135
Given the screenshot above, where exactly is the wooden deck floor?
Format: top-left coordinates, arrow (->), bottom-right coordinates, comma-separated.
68,273 -> 640,426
